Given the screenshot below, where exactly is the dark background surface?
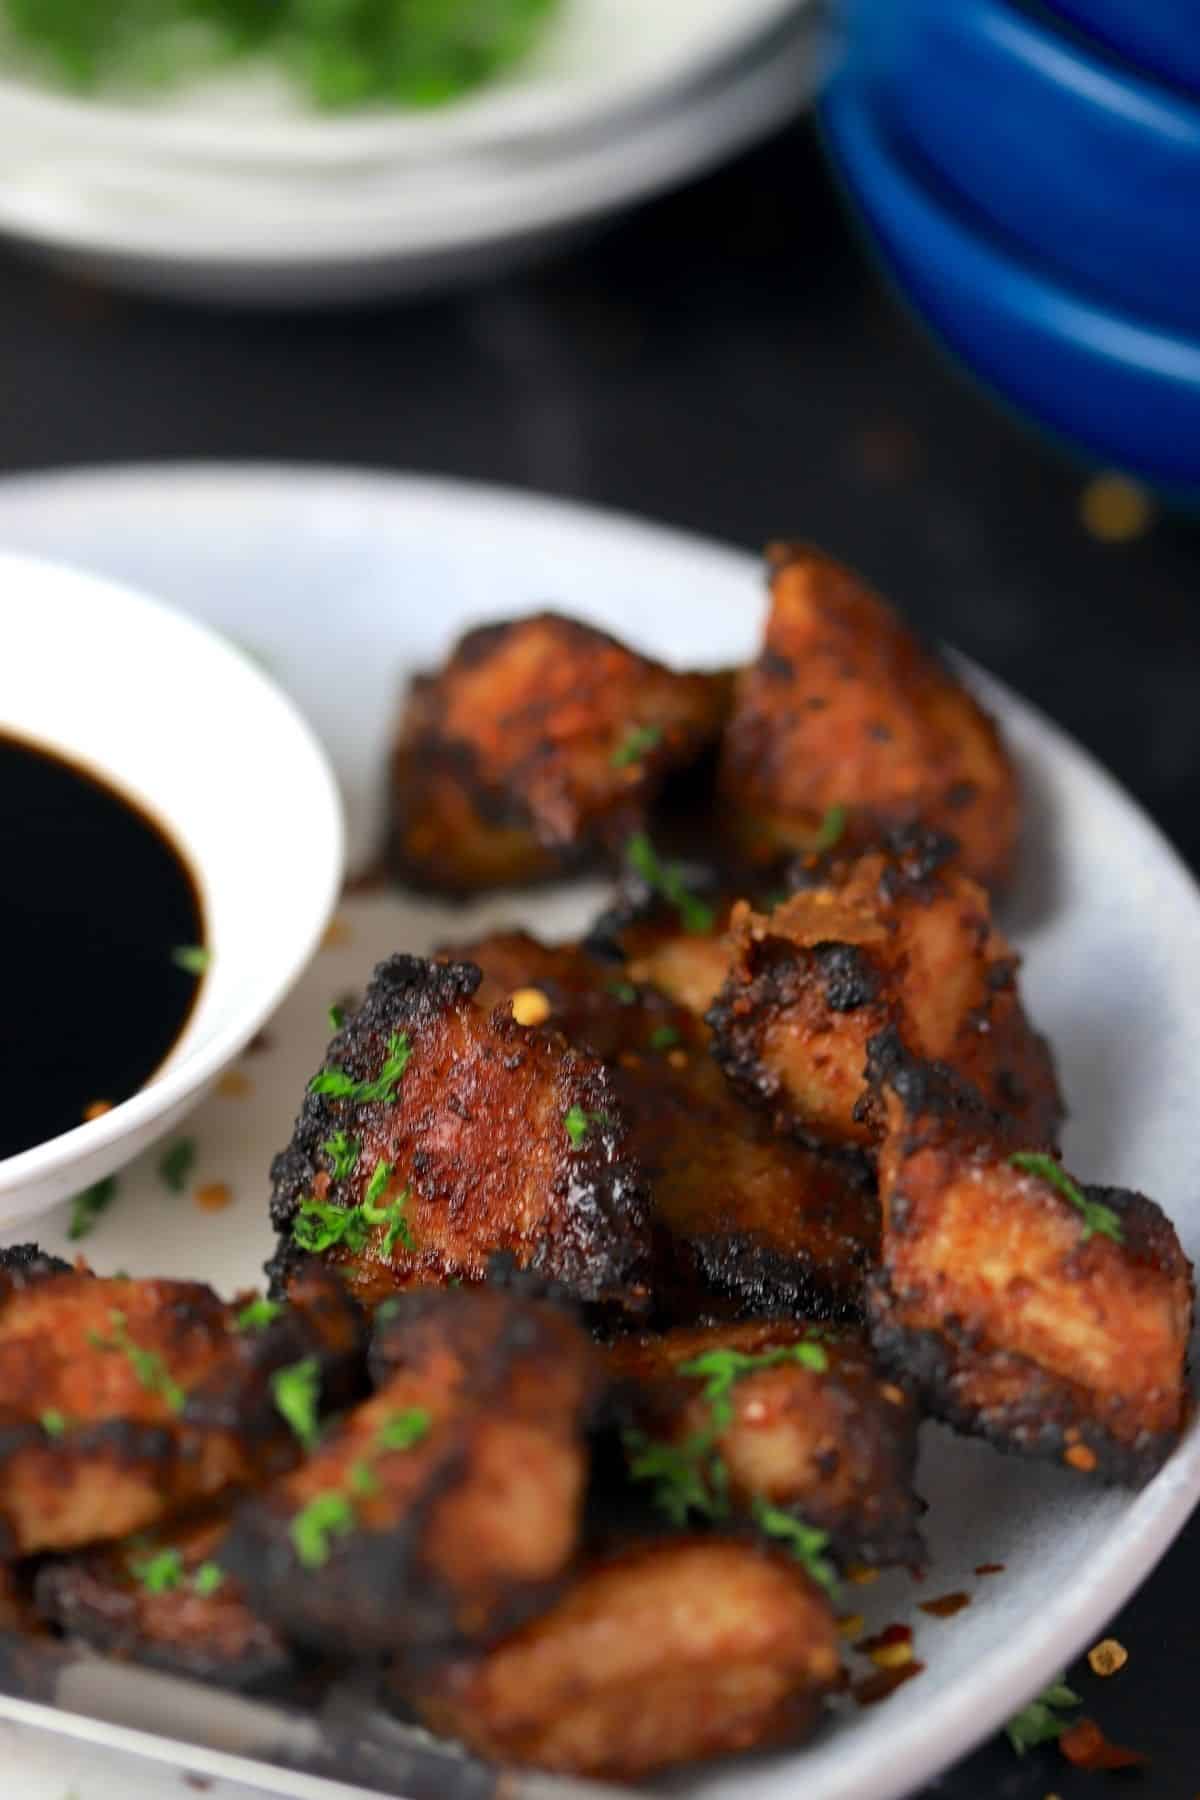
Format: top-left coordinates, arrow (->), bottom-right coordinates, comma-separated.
0,116 -> 1196,1798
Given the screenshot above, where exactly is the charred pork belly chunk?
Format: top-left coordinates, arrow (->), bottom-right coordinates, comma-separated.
707,830 -> 1062,1154
390,611 -> 730,894
221,1287 -> 600,1664
609,1319 -> 923,1569
34,1507 -> 290,1691
719,544 -> 1019,890
402,1537 -> 841,1781
267,953 -> 653,1317
0,1263 -> 364,1555
869,1086 -> 1193,1485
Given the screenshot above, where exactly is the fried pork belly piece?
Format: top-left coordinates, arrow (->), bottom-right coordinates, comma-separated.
222,1288 -> 600,1662
404,1538 -> 840,1781
708,830 -> 1062,1153
609,1320 -> 922,1567
34,1509 -> 290,1690
390,612 -> 730,895
719,544 -> 1019,890
870,1084 -> 1193,1483
0,1263 -> 365,1555
267,954 -> 652,1317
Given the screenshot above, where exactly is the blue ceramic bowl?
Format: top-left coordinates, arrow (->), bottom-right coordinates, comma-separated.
1048,0 -> 1200,100
820,74 -> 1200,486
843,0 -> 1200,332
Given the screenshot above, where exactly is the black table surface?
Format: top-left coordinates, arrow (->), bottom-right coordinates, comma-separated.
0,115 -> 1196,1800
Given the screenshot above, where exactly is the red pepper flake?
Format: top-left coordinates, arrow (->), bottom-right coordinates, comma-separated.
853,1660 -> 925,1706
975,1562 -> 1005,1576
858,1623 -> 912,1654
1059,1719 -> 1145,1770
918,1591 -> 971,1619
246,1031 -> 274,1055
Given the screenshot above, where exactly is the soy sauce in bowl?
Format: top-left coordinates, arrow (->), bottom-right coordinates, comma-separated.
0,734 -> 204,1160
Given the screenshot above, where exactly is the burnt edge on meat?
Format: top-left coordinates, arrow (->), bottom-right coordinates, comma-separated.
0,1245 -> 75,1290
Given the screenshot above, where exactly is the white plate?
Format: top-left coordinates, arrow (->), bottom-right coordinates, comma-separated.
0,464 -> 1197,1800
0,0 -> 807,167
0,15 -> 825,304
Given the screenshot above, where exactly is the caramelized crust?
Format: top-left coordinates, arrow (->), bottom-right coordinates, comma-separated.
719,545 -> 1019,889
609,1321 -> 923,1567
267,954 -> 653,1317
34,1510 -> 290,1690
870,1092 -> 1193,1483
222,1288 -> 600,1662
707,833 -> 1062,1153
0,1266 -> 365,1555
390,612 -> 730,894
404,1538 -> 841,1780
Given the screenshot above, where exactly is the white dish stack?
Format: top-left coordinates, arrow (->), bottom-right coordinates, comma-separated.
0,0 -> 825,304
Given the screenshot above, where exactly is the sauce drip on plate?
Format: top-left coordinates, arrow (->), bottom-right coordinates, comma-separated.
0,734 -> 204,1159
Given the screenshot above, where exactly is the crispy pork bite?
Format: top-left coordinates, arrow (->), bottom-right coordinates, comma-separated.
390,612 -> 730,894
707,830 -> 1062,1154
267,954 -> 653,1317
609,1320 -> 923,1568
0,1263 -> 365,1555
403,1538 -> 841,1781
719,544 -> 1019,890
869,1083 -> 1194,1484
34,1508 -> 291,1691
221,1288 -> 600,1662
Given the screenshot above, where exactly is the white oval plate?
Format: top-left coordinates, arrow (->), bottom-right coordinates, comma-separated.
0,0 -> 807,168
0,464 -> 1196,1800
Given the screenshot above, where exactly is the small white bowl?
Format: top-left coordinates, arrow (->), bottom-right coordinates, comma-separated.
0,551 -> 344,1226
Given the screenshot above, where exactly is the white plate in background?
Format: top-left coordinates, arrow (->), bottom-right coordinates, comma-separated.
0,463 -> 1196,1800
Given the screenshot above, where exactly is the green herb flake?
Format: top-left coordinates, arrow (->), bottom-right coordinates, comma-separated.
625,832 -> 715,935
811,804 -> 848,854
68,1175 -> 118,1241
159,1138 -> 196,1194
310,1032 -> 411,1105
564,1104 -> 590,1148
622,1427 -> 728,1528
328,1003 -> 345,1031
271,1355 -> 322,1451
606,980 -> 638,1005
132,1548 -> 186,1595
40,1409 -> 67,1438
375,1407 -> 431,1453
611,722 -> 664,768
1009,1152 -> 1124,1244
364,1158 -> 393,1208
677,1339 -> 828,1432
236,1296 -> 284,1333
348,1460 -> 381,1499
89,1310 -> 186,1413
648,1025 -> 680,1052
751,1497 -> 838,1596
192,1561 -> 225,1598
290,1491 -> 356,1570
1005,1679 -> 1082,1755
172,945 -> 210,975
320,1129 -> 360,1184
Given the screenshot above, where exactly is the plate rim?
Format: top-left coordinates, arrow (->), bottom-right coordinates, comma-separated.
0,459 -> 1196,1800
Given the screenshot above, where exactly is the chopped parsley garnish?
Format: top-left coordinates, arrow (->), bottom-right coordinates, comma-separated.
1006,1679 -> 1082,1755
158,1139 -> 196,1194
611,722 -> 664,768
622,1428 -> 728,1527
309,1032 -> 411,1104
375,1407 -> 431,1452
349,1459 -> 381,1499
811,804 -> 847,854
87,1310 -> 186,1413
192,1561 -> 225,1597
625,832 -> 715,935
132,1548 -> 185,1594
40,1409 -> 67,1438
751,1497 -> 838,1595
1009,1152 -> 1124,1244
606,980 -> 638,1005
290,1492 -> 356,1570
172,945 -> 210,975
364,1158 -> 393,1207
271,1356 -> 321,1450
328,1003 -> 345,1031
563,1106 -> 611,1148
320,1129 -> 360,1184
677,1339 -> 828,1432
292,1179 -> 415,1257
236,1296 -> 284,1332
649,1025 -> 680,1052
68,1175 -> 118,1241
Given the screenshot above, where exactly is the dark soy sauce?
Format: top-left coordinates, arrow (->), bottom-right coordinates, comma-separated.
0,734 -> 204,1159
